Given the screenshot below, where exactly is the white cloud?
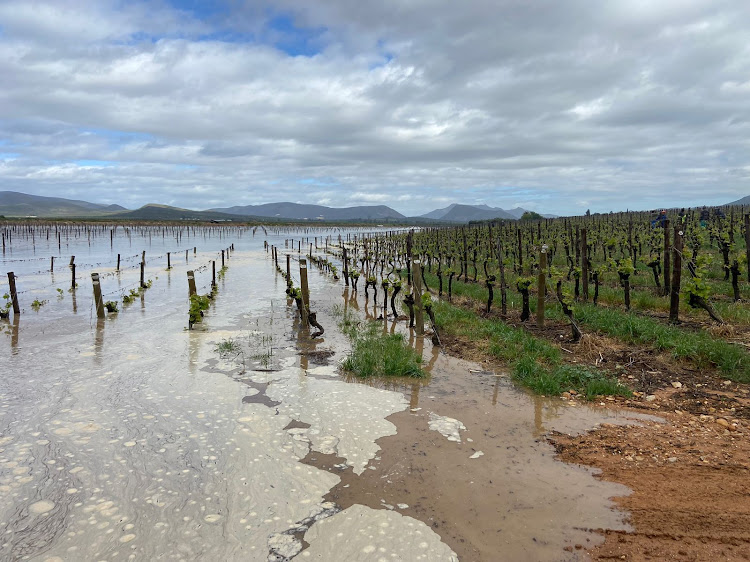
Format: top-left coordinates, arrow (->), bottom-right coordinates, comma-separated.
0,0 -> 748,215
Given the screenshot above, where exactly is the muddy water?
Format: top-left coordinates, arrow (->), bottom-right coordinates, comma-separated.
1,228 -> 655,561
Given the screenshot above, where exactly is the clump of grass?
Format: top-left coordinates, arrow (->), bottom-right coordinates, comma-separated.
568,304 -> 750,382
248,331 -> 273,367
338,311 -> 425,378
433,300 -> 630,398
215,337 -> 240,356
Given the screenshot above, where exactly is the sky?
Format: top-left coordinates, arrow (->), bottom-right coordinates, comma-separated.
1,0 -> 749,216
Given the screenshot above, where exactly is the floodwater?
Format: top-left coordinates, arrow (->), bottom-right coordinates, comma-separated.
0,226 -> 657,561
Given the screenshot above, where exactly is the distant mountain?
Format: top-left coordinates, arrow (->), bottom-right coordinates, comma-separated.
727,196 -> 750,206
0,191 -> 126,217
115,204 -> 252,222
441,204 -> 516,222
419,204 -> 462,220
0,191 -> 559,223
209,202 -> 405,221
505,207 -> 527,219
419,203 -> 557,222
420,203 -> 516,222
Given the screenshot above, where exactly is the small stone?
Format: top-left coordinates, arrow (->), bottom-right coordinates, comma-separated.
667,457 -> 678,463
635,455 -> 644,461
671,381 -> 682,389
645,395 -> 656,402
716,418 -> 730,428
561,392 -> 571,400
568,390 -> 577,395
723,380 -> 732,386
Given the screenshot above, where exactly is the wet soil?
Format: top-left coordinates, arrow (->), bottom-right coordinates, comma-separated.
438,298 -> 750,561
551,416 -> 750,562
300,348 -> 654,562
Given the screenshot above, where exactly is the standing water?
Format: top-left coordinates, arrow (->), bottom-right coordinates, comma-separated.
0,225 -> 652,561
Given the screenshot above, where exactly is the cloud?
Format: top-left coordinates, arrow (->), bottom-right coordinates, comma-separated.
0,0 -> 749,215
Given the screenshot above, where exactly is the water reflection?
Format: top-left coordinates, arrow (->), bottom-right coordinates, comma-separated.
188,325 -> 201,374
94,318 -> 105,365
4,314 -> 20,354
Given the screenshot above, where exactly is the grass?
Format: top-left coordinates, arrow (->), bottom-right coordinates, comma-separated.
215,337 -> 241,356
247,330 -> 274,368
551,303 -> 750,382
432,300 -> 630,399
336,307 -> 425,378
406,267 -> 750,385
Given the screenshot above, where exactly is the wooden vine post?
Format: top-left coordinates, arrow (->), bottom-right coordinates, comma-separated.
413,259 -> 424,335
187,270 -> 196,296
581,228 -> 588,301
517,228 -> 523,274
7,272 -> 20,315
342,247 -> 349,286
406,230 -> 413,286
497,235 -> 507,317
140,251 -> 146,289
91,273 -> 105,319
663,219 -> 671,296
745,214 -> 750,282
299,259 -> 310,326
537,245 -> 547,328
669,226 -> 683,324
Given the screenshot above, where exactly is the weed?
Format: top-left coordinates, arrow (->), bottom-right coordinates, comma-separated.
248,331 -> 274,367
563,304 -> 750,383
341,320 -> 425,378
432,300 -> 629,398
31,299 -> 47,311
215,337 -> 241,357
104,301 -> 119,313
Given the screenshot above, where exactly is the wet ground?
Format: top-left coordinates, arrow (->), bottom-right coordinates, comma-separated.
0,227 -> 658,561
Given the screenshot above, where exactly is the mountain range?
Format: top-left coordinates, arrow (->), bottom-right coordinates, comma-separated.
0,190 -> 548,223
0,191 -> 127,217
208,202 -> 405,221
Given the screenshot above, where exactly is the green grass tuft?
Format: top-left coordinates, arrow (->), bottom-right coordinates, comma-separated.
341,321 -> 425,378
432,300 -> 630,398
567,304 -> 750,383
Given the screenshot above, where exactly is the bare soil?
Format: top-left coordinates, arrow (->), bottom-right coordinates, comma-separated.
550,416 -> 750,562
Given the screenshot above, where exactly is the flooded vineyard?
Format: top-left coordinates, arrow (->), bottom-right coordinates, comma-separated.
1,224 -> 656,561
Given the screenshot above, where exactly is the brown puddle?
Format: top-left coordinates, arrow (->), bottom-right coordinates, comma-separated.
302,335 -> 658,561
